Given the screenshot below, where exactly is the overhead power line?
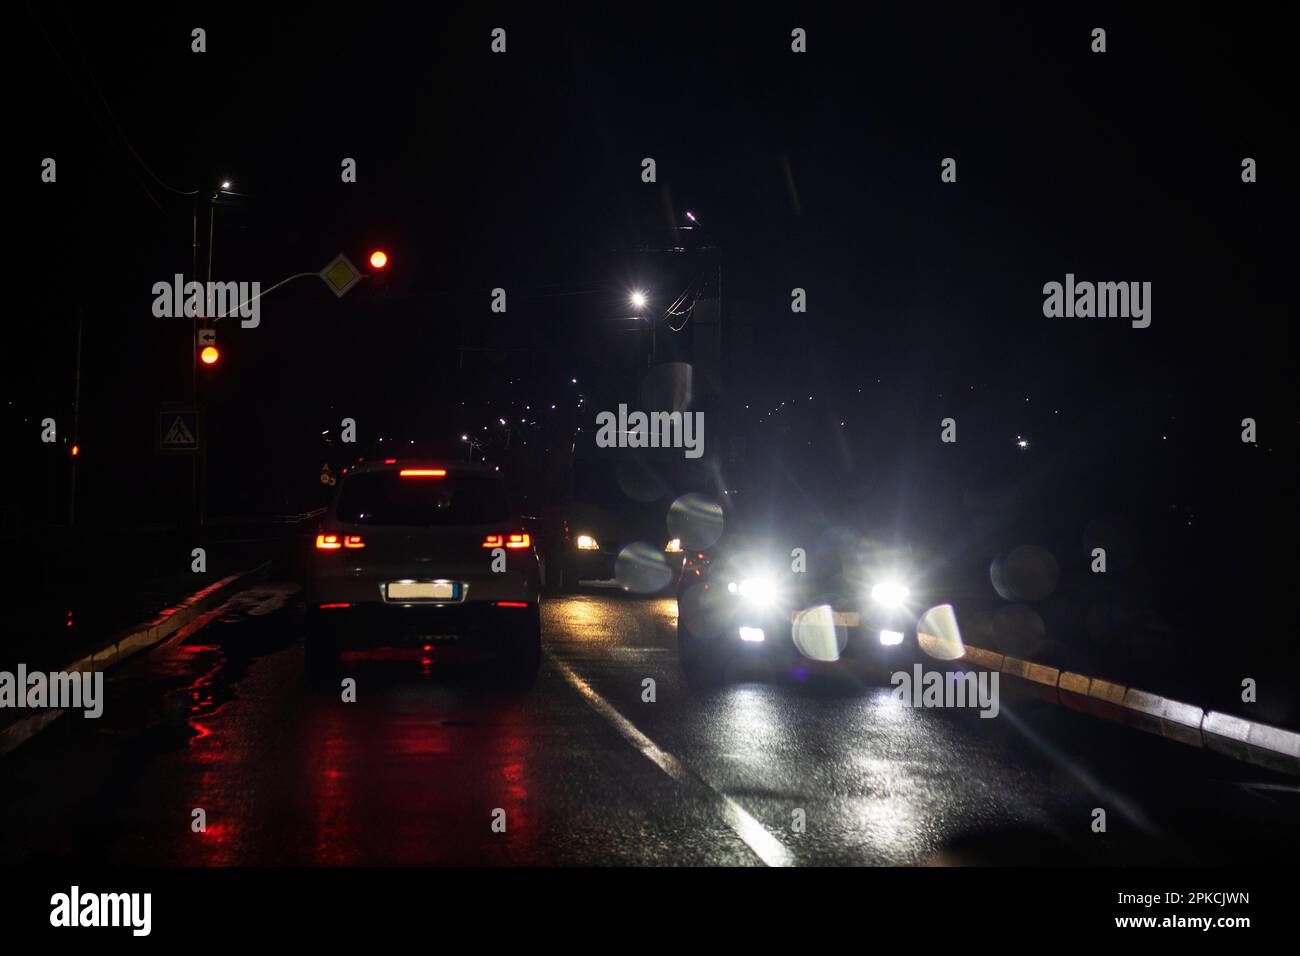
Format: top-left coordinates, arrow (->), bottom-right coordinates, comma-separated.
31,4 -> 200,208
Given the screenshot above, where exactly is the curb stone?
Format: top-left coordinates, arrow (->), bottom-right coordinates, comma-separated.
0,560 -> 271,757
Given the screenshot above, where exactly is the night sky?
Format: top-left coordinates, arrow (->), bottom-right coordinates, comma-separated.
7,4 -> 1295,699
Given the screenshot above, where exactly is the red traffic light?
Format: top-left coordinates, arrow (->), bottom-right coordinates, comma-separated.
200,345 -> 220,366
369,250 -> 389,270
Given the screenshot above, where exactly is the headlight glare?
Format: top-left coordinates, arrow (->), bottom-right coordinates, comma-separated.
870,581 -> 910,607
729,576 -> 778,608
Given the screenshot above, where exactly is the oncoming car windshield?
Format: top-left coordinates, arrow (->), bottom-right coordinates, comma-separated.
335,472 -> 510,526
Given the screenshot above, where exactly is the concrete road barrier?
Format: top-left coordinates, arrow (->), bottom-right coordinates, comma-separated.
999,656 -> 1061,703
1202,711 -> 1300,776
961,645 -> 1005,672
958,641 -> 1297,777
1057,671 -> 1093,713
1120,688 -> 1204,749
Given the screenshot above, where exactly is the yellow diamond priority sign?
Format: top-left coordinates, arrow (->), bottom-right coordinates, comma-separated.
319,253 -> 363,298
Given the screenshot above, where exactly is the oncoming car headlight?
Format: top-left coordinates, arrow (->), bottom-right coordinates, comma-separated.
870,580 -> 911,608
575,534 -> 600,551
727,576 -> 778,608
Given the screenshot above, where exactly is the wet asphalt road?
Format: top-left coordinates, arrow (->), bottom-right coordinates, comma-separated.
2,581 -> 1297,866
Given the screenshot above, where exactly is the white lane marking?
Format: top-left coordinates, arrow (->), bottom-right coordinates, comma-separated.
547,651 -> 792,867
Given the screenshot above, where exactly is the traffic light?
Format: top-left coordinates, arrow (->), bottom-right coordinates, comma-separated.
368,249 -> 389,270
198,328 -> 219,367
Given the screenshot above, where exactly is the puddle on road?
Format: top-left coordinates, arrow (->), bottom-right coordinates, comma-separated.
152,585 -> 304,748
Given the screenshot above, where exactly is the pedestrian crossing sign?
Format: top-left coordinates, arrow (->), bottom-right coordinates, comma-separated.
158,408 -> 200,453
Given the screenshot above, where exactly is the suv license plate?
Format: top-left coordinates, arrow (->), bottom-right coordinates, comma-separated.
387,580 -> 458,601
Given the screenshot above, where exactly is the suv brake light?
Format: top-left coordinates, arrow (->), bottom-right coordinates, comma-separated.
317,533 -> 365,550
482,532 -> 532,549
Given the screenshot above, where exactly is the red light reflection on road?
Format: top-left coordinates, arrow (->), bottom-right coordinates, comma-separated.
299,669 -> 541,864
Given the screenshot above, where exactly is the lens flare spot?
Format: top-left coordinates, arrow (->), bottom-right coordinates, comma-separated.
917,603 -> 965,660
792,604 -> 846,662
667,492 -> 724,551
614,542 -> 674,594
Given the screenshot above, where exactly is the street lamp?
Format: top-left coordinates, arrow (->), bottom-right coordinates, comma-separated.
629,290 -> 647,310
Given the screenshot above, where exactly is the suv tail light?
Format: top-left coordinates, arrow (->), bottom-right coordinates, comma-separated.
316,533 -> 366,550
482,532 -> 532,549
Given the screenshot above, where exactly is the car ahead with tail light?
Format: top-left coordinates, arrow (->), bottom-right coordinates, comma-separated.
676,520 -> 931,687
304,460 -> 541,686
545,516 -> 686,592
539,439 -> 692,593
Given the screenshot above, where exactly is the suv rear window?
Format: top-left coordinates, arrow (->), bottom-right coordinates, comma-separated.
335,472 -> 510,526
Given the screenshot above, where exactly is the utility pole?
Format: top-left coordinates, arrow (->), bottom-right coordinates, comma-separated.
199,192 -> 216,528
68,308 -> 83,526
190,198 -> 200,525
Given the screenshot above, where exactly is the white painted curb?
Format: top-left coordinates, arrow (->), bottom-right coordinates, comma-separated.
957,641 -> 1299,777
